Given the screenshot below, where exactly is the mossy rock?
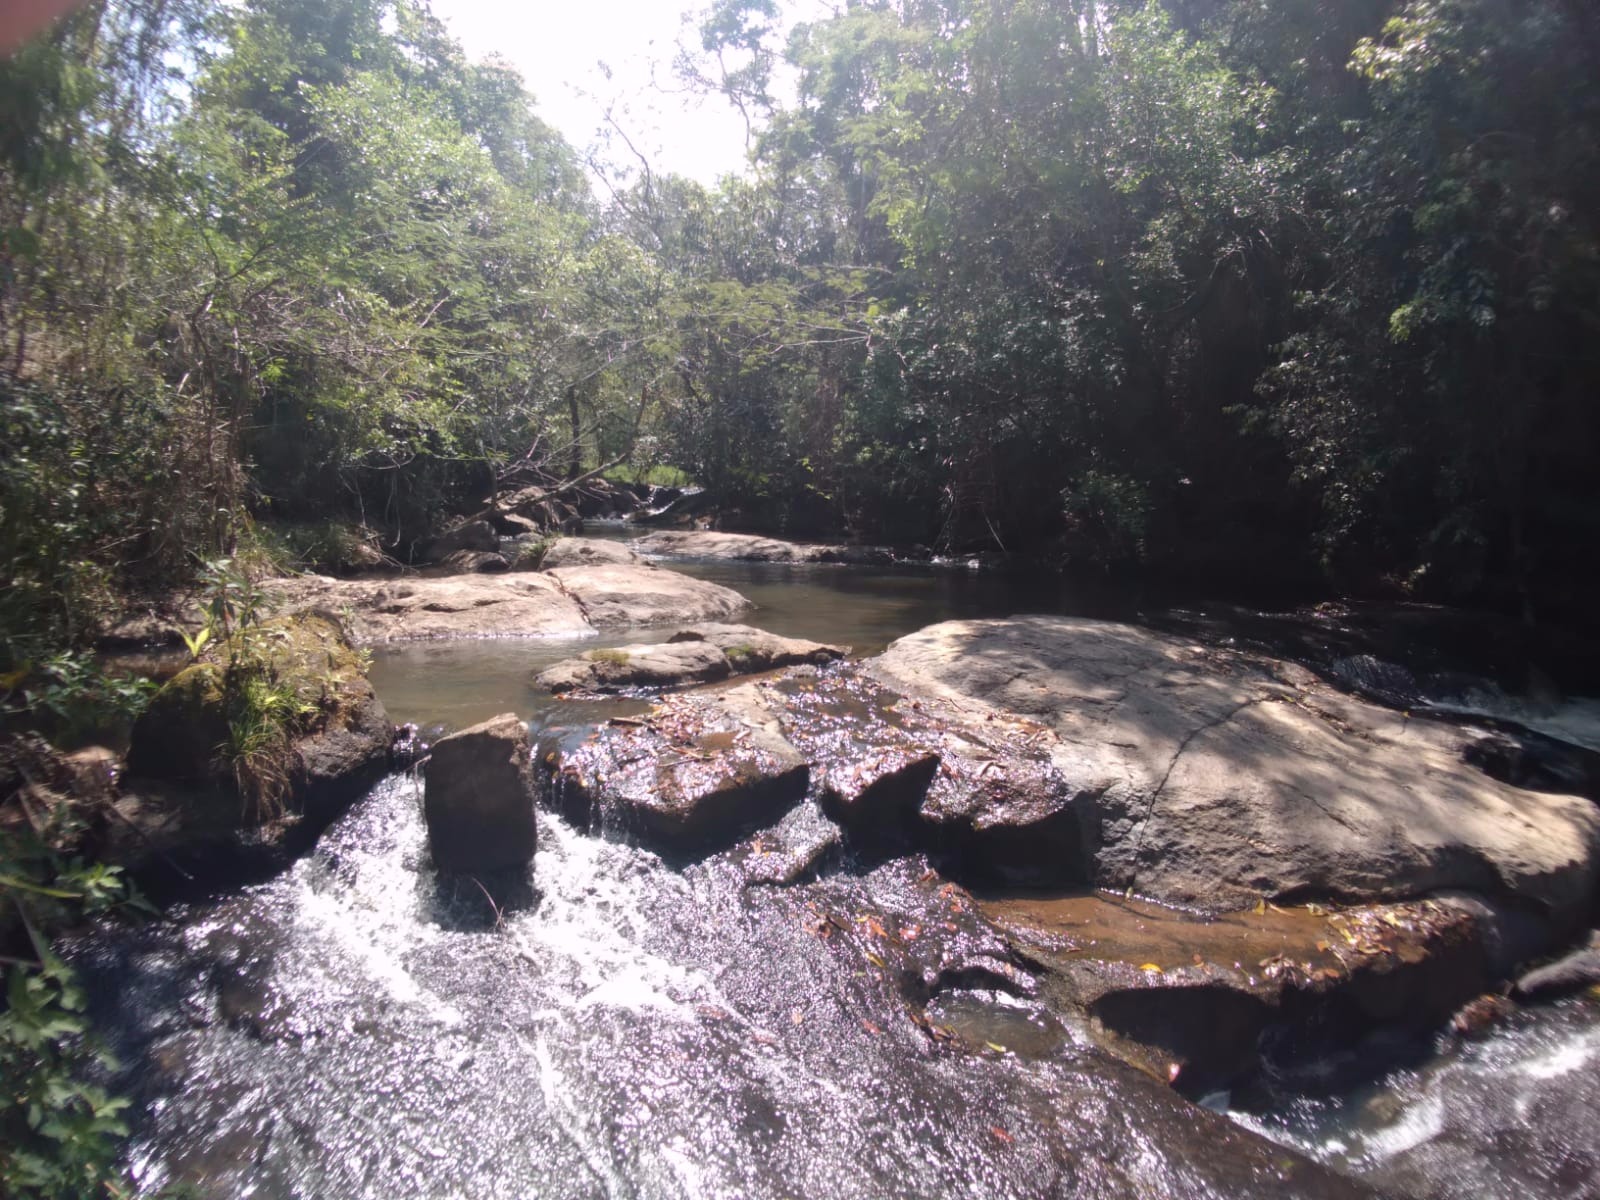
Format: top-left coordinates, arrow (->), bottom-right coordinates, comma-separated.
125,613 -> 389,816
125,662 -> 230,786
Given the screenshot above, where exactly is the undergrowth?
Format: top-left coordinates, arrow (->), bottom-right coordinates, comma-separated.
1,826 -> 150,1199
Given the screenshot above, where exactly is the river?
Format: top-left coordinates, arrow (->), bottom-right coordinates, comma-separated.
72,540 -> 1600,1198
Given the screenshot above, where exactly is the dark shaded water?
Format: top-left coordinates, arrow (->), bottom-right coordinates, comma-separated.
78,541 -> 1600,1197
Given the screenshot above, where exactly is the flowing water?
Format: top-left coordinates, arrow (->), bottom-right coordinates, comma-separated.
71,780 -> 1366,1199
76,540 -> 1600,1198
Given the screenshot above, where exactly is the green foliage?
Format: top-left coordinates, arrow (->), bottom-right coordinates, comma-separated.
218,666 -> 313,820
0,827 -> 146,1199
5,0 -> 1600,639
509,539 -> 553,571
0,958 -> 131,1200
589,648 -> 631,666
0,654 -> 157,749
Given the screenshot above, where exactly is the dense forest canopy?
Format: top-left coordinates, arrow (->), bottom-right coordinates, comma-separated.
4,0 -> 1600,674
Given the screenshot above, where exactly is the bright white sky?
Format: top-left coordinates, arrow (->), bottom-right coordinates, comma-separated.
429,0 -> 839,187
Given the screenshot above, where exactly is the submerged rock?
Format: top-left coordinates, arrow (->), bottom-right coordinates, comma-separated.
1512,932 -> 1600,1000
423,713 -> 537,873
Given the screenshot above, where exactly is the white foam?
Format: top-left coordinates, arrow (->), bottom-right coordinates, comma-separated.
1517,1027 -> 1600,1081
1361,1094 -> 1446,1161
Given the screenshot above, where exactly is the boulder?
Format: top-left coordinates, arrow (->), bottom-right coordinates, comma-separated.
871,617 -> 1600,923
486,511 -> 542,538
112,613 -> 392,884
416,519 -> 497,562
539,537 -> 644,568
735,800 -> 842,886
666,623 -> 847,671
423,713 -> 537,873
550,684 -> 809,858
571,478 -> 643,518
772,667 -> 1097,882
543,563 -> 752,629
125,613 -> 389,806
535,641 -> 733,693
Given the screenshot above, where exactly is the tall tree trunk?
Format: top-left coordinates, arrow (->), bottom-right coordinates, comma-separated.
566,384 -> 582,480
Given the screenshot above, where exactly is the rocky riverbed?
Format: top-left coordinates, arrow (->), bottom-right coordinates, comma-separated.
69,537 -> 1600,1197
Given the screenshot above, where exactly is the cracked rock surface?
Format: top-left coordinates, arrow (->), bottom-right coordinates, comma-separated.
871,616 -> 1600,919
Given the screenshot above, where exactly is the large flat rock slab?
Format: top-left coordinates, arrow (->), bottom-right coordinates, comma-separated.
871,616 -> 1600,922
539,536 -> 643,568
632,530 -> 893,564
536,640 -> 734,693
544,563 -> 751,629
269,573 -> 591,641
269,563 -> 751,642
535,624 -> 845,694
668,623 -> 847,671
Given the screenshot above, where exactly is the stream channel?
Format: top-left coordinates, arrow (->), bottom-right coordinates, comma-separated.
71,532 -> 1600,1198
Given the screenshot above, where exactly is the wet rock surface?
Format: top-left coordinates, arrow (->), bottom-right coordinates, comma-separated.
68,579 -> 1600,1199
74,782 -> 1381,1200
423,713 -> 537,873
771,667 -> 1093,883
526,618 -> 1600,1109
983,891 -> 1494,1094
553,684 -> 811,858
